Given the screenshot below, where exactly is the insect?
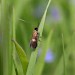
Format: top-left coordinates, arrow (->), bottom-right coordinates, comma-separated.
30,27 -> 38,49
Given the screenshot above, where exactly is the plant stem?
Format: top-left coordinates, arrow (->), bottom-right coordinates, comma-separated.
62,33 -> 66,75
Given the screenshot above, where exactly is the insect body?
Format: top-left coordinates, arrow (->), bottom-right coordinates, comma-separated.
30,27 -> 38,49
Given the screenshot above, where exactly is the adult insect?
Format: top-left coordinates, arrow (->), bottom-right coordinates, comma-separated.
30,27 -> 38,49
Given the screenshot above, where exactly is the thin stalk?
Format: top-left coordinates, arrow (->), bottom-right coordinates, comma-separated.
62,33 -> 66,75
12,7 -> 16,75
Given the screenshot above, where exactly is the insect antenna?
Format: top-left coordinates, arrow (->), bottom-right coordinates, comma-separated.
19,18 -> 39,30
18,18 -> 32,25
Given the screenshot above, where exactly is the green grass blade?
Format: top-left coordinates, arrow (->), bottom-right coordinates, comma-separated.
26,0 -> 51,75
13,55 -> 24,75
62,34 -> 66,75
38,0 -> 51,36
26,50 -> 38,75
33,30 -> 53,75
1,0 -> 14,75
53,34 -> 67,75
19,25 -> 31,59
54,56 -> 65,75
12,40 -> 28,75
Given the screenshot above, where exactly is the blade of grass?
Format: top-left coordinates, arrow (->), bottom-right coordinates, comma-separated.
33,30 -> 53,75
12,7 -> 16,75
38,0 -> 51,36
69,2 -> 75,75
0,3 -> 3,75
19,25 -> 31,59
13,55 -> 24,75
54,56 -> 65,75
54,34 -> 67,75
26,0 -> 51,75
26,49 -> 38,75
12,16 -> 23,75
1,0 -> 14,75
62,33 -> 66,75
1,0 -> 9,75
12,40 -> 28,75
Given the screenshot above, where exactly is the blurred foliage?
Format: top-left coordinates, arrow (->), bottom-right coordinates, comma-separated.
0,0 -> 75,75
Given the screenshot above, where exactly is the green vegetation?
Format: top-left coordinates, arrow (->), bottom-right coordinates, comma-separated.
0,0 -> 75,75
